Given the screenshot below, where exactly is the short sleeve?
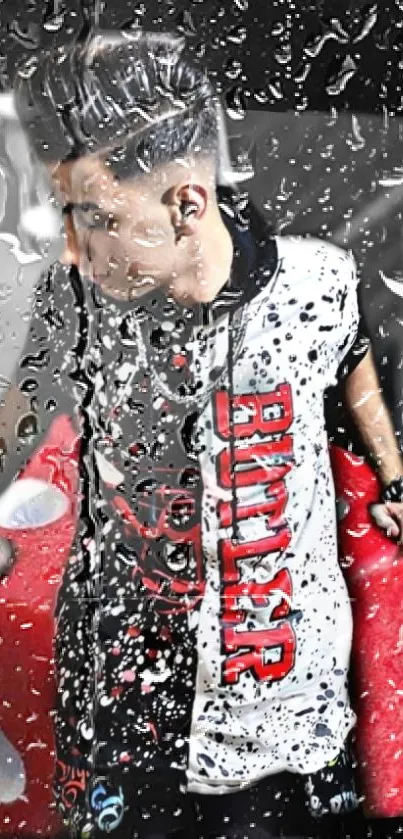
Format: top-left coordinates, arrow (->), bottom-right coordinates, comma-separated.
324,322 -> 370,454
335,318 -> 370,382
318,245 -> 361,386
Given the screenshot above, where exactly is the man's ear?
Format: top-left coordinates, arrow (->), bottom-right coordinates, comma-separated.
170,183 -> 208,238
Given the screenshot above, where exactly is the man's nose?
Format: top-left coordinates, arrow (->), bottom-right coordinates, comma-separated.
60,213 -> 80,267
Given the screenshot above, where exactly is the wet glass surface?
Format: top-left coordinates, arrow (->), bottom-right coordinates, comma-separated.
0,3 -> 403,838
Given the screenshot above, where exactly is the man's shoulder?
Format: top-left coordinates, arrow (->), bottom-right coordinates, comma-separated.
31,262 -> 77,329
33,262 -> 73,302
275,234 -> 356,274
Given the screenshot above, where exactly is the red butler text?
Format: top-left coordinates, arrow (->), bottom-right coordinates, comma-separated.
213,385 -> 296,685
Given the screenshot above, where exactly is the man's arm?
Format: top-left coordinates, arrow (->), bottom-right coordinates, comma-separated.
0,382 -> 58,573
0,263 -> 81,493
344,347 -> 403,484
343,347 -> 403,540
0,264 -> 79,568
0,384 -> 47,492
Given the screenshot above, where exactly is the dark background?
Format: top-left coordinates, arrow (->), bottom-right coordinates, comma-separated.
1,0 -> 402,113
1,2 -> 403,836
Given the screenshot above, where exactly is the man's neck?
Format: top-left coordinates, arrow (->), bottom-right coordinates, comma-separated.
170,216 -> 234,306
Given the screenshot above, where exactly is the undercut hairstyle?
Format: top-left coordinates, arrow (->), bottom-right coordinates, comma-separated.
13,29 -> 225,181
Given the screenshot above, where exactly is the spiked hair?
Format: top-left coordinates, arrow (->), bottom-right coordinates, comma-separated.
13,29 -> 226,180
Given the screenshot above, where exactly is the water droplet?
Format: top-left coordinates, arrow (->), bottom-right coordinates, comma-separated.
353,3 -> 378,43
346,115 -> 366,151
225,85 -> 246,121
226,25 -> 247,46
195,42 -> 207,59
0,285 -> 12,303
374,25 -> 392,50
224,58 -> 242,81
16,56 -> 39,80
273,44 -> 292,66
294,61 -> 312,84
8,20 -> 40,50
326,55 -> 358,96
267,79 -> 283,102
271,21 -> 285,37
43,11 -> 66,32
254,89 -> 269,105
303,26 -> 349,59
176,10 -> 196,36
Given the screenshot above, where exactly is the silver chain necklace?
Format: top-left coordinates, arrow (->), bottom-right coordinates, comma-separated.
131,306 -> 248,408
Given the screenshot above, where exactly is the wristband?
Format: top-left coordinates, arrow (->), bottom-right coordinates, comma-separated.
381,476 -> 403,504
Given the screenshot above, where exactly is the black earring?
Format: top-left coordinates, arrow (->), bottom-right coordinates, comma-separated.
180,200 -> 198,221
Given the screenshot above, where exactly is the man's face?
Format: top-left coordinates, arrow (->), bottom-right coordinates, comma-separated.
50,154 -> 184,302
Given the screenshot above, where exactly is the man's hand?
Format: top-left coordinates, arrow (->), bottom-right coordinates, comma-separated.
370,502 -> 403,543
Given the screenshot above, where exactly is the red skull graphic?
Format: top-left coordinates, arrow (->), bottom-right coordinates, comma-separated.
111,469 -> 205,614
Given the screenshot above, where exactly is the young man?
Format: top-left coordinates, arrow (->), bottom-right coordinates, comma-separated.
2,28 -> 403,839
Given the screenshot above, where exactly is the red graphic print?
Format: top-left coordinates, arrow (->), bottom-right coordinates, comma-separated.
112,472 -> 205,613
214,386 -> 296,685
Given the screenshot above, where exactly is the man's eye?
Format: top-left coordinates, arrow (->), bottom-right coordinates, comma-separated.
73,205 -> 116,231
75,204 -> 104,228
